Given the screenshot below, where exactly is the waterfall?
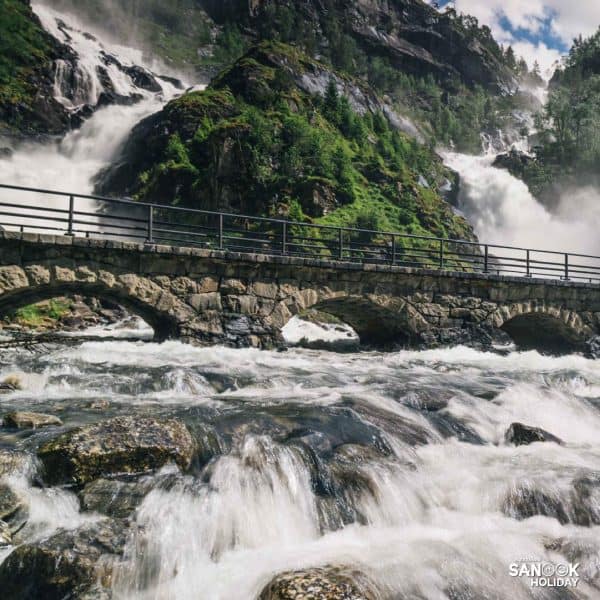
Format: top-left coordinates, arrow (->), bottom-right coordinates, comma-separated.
0,3 -> 188,233
444,152 -> 600,257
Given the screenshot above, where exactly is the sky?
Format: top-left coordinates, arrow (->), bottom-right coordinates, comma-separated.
428,1 -> 600,78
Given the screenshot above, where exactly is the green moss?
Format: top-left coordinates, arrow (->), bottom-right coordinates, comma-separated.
0,0 -> 55,114
10,299 -> 71,329
121,42 -> 474,251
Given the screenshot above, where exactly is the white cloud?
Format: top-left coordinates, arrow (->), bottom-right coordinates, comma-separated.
509,40 -> 562,79
438,0 -> 600,68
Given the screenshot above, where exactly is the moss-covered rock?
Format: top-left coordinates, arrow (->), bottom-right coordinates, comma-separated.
96,41 -> 476,244
0,0 -> 73,137
38,416 -> 195,485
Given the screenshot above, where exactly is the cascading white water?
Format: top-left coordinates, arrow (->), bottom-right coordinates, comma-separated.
1,341 -> 599,598
444,152 -> 600,256
0,7 -> 598,600
0,3 -> 187,232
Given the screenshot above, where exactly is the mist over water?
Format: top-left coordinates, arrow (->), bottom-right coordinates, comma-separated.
444,153 -> 600,256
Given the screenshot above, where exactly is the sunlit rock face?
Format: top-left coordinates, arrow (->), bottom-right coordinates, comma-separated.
200,0 -> 516,92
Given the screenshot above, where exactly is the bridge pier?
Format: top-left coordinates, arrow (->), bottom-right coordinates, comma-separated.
1,231 -> 600,355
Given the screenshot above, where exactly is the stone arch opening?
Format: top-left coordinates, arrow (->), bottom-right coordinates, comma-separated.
0,283 -> 178,342
308,297 -> 418,348
500,312 -> 587,355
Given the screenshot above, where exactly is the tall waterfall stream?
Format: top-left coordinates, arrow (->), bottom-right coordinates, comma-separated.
0,4 -> 598,600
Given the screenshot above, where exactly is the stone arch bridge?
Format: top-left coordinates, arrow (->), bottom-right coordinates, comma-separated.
1,231 -> 600,354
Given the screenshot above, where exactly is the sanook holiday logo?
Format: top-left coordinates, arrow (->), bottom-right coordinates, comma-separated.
509,560 -> 580,588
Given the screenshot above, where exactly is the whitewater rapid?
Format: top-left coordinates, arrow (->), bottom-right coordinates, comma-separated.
0,341 -> 599,598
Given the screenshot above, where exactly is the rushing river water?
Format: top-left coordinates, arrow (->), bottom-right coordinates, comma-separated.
1,335 -> 599,598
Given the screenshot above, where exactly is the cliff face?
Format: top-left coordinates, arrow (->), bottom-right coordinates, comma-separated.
201,0 -> 516,93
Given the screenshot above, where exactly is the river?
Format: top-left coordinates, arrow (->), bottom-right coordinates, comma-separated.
0,3 -> 599,599
1,339 -> 599,597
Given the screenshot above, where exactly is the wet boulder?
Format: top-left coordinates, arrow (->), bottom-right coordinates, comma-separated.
258,567 -> 376,600
38,416 -> 195,485
503,484 -> 569,524
0,482 -> 28,537
0,483 -> 26,522
0,374 -> 23,393
0,519 -> 127,600
505,422 -> 563,446
80,477 -> 154,518
3,411 -> 63,429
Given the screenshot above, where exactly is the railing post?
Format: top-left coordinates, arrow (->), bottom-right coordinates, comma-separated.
282,221 -> 287,255
439,239 -> 444,270
66,195 -> 75,236
526,249 -> 531,277
391,234 -> 396,265
218,214 -> 224,250
564,253 -> 569,280
339,228 -> 343,260
483,245 -> 489,273
146,205 -> 154,244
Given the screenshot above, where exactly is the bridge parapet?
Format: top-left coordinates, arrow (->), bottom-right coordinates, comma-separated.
1,231 -> 600,353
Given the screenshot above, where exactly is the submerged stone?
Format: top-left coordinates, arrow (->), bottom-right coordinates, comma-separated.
38,416 -> 195,485
0,519 -> 127,600
0,450 -> 31,478
505,422 -> 563,446
3,411 -> 63,429
258,567 -> 376,600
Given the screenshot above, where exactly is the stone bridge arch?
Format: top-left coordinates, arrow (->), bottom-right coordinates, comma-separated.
1,232 -> 599,353
0,264 -> 197,342
275,289 -> 430,347
487,303 -> 594,353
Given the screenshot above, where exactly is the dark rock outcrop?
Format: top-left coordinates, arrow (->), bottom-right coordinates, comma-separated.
0,519 -> 127,600
258,566 -> 377,600
492,149 -> 536,179
505,422 -> 564,446
203,0 -> 516,93
37,416 -> 195,485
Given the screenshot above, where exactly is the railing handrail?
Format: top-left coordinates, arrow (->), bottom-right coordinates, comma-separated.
1,182 -> 600,281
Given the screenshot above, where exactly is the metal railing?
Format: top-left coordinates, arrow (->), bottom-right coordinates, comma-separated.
1,182 -> 600,283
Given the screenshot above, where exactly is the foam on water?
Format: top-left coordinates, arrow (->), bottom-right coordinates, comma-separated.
1,339 -> 599,598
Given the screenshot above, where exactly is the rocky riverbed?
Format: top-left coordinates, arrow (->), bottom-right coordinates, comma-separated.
0,336 -> 599,599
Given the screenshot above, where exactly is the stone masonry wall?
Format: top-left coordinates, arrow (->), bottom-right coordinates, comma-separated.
1,231 -> 600,350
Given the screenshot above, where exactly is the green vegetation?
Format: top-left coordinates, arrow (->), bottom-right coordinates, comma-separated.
0,0 -> 55,115
118,42 -> 473,255
511,27 -> 600,199
8,299 -> 71,329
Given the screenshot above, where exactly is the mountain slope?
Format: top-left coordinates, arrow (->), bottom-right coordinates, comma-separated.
96,41 -> 474,242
